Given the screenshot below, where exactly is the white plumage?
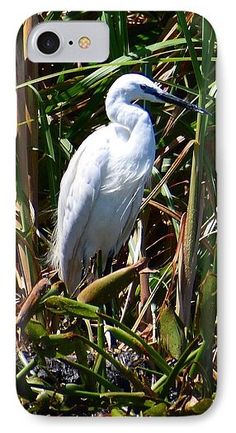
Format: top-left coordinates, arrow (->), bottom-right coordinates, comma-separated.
51,73 -> 205,294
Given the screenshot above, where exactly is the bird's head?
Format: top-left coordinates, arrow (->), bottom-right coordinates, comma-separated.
108,73 -> 208,115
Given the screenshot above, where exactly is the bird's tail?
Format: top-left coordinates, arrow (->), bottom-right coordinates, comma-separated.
47,223 -> 60,275
65,262 -> 83,296
47,220 -> 83,296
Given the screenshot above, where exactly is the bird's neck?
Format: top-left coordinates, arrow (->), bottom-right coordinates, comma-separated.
106,95 -> 152,132
105,93 -> 156,176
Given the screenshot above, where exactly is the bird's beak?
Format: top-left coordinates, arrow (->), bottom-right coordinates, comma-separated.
156,89 -> 209,115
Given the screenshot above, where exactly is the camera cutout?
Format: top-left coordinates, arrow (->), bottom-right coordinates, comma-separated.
37,31 -> 60,55
27,21 -> 109,62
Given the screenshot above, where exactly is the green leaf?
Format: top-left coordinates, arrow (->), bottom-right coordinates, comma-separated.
189,272 -> 217,388
77,260 -> 145,306
43,295 -> 99,319
159,307 -> 185,359
28,84 -> 57,207
39,281 -> 65,304
28,85 -> 55,161
153,338 -> 198,397
144,402 -> 168,416
199,272 -> 217,344
62,387 -> 148,405
24,319 -> 48,341
59,138 -> 74,160
16,38 -> 188,89
190,398 -> 213,414
177,12 -> 203,90
111,407 -> 126,416
73,334 -> 155,397
47,332 -> 83,356
99,312 -> 171,375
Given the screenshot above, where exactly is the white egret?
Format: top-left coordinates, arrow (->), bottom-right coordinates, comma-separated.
51,73 -> 206,294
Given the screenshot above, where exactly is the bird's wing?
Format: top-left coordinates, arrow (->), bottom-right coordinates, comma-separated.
57,130 -> 110,288
115,182 -> 144,254
58,122 -> 129,218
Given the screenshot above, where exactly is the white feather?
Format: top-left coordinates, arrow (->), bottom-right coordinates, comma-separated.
51,74 -> 159,293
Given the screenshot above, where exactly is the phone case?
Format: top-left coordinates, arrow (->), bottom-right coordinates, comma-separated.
16,11 -> 216,416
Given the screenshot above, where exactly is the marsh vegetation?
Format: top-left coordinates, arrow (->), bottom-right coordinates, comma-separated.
16,11 -> 216,416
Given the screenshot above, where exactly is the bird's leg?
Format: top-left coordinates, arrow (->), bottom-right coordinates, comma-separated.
97,250 -> 103,278
139,217 -> 152,328
104,254 -> 113,276
103,252 -> 117,347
